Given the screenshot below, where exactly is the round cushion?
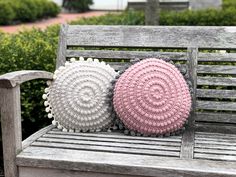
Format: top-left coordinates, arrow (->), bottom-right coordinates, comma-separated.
43,58 -> 117,132
113,58 -> 192,135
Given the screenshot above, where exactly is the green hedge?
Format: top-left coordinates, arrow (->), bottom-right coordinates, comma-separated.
0,0 -> 60,25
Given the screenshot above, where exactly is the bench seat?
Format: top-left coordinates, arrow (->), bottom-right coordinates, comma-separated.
16,125 -> 236,177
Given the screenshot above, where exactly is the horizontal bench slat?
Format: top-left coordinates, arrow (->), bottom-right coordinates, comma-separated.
197,89 -> 236,99
194,153 -> 236,161
32,141 -> 180,157
195,144 -> 236,151
196,101 -> 236,111
66,26 -> 236,49
37,137 -> 180,151
198,77 -> 236,86
196,112 -> 236,123
195,148 -> 236,156
198,65 -> 236,75
195,123 -> 236,134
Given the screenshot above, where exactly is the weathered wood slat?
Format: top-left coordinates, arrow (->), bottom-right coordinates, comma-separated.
196,112 -> 236,123
16,147 -> 236,177
195,123 -> 236,134
197,89 -> 236,99
195,137 -> 236,143
22,125 -> 55,149
197,77 -> 236,86
194,153 -> 236,161
32,141 -> 180,157
180,47 -> 197,159
19,167 -> 145,177
0,70 -> 53,88
195,139 -> 236,146
196,101 -> 236,111
195,148 -> 236,156
43,134 -> 181,146
56,24 -> 68,69
37,137 -> 180,151
196,131 -> 236,138
49,130 -> 182,141
195,144 -> 236,151
66,50 -> 236,62
198,65 -> 236,75
66,26 -> 236,49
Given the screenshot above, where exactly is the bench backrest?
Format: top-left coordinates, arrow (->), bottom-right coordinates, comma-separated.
57,25 -> 236,134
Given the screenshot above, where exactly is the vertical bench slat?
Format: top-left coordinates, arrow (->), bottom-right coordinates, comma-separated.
180,47 -> 198,159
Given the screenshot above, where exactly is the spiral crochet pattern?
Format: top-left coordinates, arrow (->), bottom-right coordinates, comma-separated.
43,57 -> 118,132
113,58 -> 192,135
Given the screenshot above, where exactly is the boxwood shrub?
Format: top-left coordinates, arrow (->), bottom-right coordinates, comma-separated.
0,0 -> 60,25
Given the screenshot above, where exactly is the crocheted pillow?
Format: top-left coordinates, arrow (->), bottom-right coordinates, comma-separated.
113,58 -> 192,136
43,57 -> 118,132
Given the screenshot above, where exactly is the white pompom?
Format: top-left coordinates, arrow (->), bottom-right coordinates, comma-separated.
87,58 -> 93,62
46,81 -> 51,86
48,113 -> 53,119
69,129 -> 74,133
70,58 -> 76,62
52,120 -> 57,125
57,125 -> 63,129
62,128 -> 68,132
79,57 -> 84,61
94,59 -> 99,63
42,94 -> 47,100
44,88 -> 49,93
53,75 -> 57,80
44,101 -> 49,106
45,107 -> 50,112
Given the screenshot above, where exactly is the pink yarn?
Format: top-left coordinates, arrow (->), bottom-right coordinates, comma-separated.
113,58 -> 192,135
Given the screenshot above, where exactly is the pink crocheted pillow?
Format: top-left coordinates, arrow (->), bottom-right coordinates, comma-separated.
113,58 -> 192,136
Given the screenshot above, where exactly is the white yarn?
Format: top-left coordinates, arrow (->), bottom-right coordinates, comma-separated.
44,58 -> 117,132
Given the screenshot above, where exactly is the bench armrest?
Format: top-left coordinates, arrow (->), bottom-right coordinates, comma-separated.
0,70 -> 53,177
0,70 -> 53,88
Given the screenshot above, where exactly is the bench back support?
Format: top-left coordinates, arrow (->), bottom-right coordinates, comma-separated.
57,25 -> 236,134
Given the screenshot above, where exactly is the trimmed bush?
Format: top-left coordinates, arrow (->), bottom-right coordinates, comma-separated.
0,1 -> 15,25
0,0 -> 61,25
63,0 -> 93,12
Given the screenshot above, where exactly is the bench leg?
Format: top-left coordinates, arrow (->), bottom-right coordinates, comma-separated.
0,86 -> 22,177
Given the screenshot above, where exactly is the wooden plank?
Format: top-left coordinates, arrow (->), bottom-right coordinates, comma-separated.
198,77 -> 236,86
32,141 -> 180,157
198,65 -> 236,75
66,50 -> 236,62
195,144 -> 236,151
194,153 -> 236,161
22,125 -> 55,149
195,123 -> 236,134
16,146 -> 236,177
145,0 -> 160,25
19,167 -> 146,177
66,26 -> 236,49
43,133 -> 181,146
197,89 -> 236,99
196,101 -> 236,111
196,112 -> 236,123
195,132 -> 236,138
195,137 -> 236,143
0,70 -> 53,88
37,137 -> 180,151
49,130 -> 182,141
56,24 -> 68,69
0,86 -> 22,177
195,148 -> 236,156
180,47 -> 198,159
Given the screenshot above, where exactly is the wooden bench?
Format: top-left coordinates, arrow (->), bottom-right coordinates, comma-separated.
1,25 -> 236,177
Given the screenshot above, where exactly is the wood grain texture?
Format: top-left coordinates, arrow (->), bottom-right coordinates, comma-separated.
180,47 -> 198,159
19,167 -> 147,177
196,100 -> 236,111
0,70 -> 53,88
22,125 -> 55,149
196,112 -> 236,123
0,86 -> 22,177
198,77 -> 236,86
56,24 -> 68,69
66,26 -> 236,49
195,123 -> 236,134
66,50 -> 236,62
16,146 -> 236,177
197,89 -> 236,99
198,65 -> 236,74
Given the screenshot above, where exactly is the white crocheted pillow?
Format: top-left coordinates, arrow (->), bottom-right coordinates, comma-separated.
42,57 -> 118,132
